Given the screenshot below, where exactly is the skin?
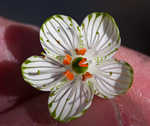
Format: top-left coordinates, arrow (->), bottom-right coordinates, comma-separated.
0,17 -> 150,126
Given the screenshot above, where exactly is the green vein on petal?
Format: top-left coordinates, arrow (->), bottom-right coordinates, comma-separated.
48,80 -> 94,122
40,14 -> 81,56
92,59 -> 133,99
21,56 -> 66,91
81,12 -> 121,60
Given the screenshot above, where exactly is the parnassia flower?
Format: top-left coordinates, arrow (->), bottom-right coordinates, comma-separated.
21,12 -> 133,122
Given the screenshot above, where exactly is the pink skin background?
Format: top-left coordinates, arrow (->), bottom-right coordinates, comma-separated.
0,17 -> 150,126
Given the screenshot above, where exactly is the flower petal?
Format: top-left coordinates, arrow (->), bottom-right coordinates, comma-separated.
81,12 -> 120,59
48,79 -> 94,122
40,15 -> 81,57
92,59 -> 133,99
21,55 -> 66,91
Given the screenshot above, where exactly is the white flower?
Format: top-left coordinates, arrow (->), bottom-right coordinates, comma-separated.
21,12 -> 133,122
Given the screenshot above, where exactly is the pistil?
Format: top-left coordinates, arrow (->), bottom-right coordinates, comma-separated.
72,57 -> 88,74
78,58 -> 88,67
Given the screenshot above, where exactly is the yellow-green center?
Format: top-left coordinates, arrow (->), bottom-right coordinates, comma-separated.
72,57 -> 88,74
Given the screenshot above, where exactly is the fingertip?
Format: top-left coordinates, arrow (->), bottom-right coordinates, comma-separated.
4,23 -> 41,62
0,18 -> 41,112
60,96 -> 119,126
115,46 -> 150,65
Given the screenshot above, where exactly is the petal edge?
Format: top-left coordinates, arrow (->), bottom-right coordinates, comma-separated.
92,59 -> 133,99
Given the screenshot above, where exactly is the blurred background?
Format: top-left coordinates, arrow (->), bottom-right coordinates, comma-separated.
0,0 -> 149,56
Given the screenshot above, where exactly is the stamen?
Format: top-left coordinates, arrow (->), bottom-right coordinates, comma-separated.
63,54 -> 72,65
75,48 -> 87,55
82,72 -> 93,81
78,58 -> 88,67
64,70 -> 74,80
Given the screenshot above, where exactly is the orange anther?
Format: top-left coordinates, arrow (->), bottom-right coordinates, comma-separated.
85,72 -> 93,78
78,58 -> 88,67
82,72 -> 93,81
63,54 -> 72,65
75,48 -> 87,55
79,64 -> 88,67
64,70 -> 74,80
